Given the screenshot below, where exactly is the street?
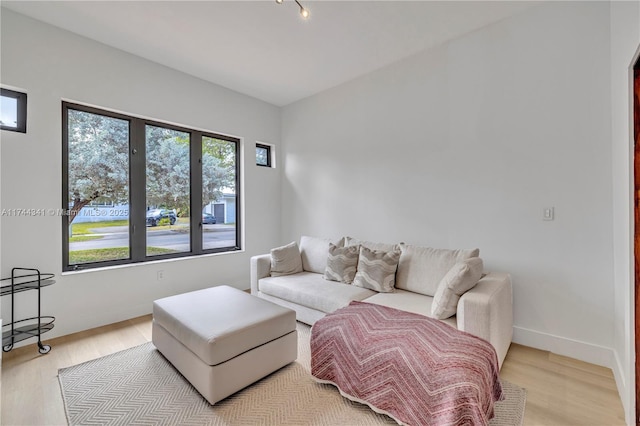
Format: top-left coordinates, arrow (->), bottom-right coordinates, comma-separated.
70,224 -> 237,252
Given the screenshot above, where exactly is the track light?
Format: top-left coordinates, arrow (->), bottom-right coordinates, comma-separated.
276,0 -> 310,20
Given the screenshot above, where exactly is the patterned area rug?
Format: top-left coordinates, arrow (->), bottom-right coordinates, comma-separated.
59,323 -> 526,425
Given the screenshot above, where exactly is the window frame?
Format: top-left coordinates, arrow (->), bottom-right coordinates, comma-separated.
1,88 -> 27,133
62,102 -> 241,271
256,143 -> 272,167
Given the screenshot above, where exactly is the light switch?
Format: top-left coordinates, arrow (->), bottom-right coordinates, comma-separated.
543,207 -> 554,221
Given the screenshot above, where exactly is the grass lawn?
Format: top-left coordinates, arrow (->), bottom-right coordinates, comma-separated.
69,246 -> 178,264
71,220 -> 129,235
69,235 -> 103,243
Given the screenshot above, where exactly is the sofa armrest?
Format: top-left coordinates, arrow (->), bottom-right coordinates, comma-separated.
250,254 -> 271,294
457,272 -> 513,368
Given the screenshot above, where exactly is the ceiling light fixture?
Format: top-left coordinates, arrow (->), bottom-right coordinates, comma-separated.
276,0 -> 310,20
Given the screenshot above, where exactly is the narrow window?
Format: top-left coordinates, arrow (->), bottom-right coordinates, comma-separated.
64,107 -> 131,267
256,143 -> 272,167
145,125 -> 191,256
202,136 -> 238,250
1,88 -> 27,133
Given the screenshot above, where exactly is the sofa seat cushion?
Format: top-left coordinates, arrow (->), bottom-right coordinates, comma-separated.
259,272 -> 376,314
364,289 -> 457,329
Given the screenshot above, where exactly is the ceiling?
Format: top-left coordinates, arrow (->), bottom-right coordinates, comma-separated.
1,1 -> 537,106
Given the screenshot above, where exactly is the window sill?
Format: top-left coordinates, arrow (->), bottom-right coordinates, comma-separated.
61,249 -> 245,276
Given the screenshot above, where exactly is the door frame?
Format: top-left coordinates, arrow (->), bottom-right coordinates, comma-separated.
633,47 -> 640,425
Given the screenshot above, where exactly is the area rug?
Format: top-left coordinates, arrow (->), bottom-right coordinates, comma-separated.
59,323 -> 526,426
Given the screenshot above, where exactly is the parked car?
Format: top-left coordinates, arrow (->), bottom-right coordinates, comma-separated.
146,208 -> 177,227
202,213 -> 217,224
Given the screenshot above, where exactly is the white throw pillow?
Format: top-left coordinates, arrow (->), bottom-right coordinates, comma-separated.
270,241 -> 303,277
352,246 -> 401,293
300,236 -> 343,274
324,244 -> 359,284
431,257 -> 484,319
395,244 -> 479,297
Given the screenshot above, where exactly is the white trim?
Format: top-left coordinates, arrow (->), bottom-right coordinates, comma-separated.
512,326 -> 614,368
613,349 -> 628,421
61,248 -> 244,276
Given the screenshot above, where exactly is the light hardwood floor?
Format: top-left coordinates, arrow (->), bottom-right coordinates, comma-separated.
1,315 -> 627,426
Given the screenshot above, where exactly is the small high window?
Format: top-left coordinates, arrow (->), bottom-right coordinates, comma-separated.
256,143 -> 272,167
1,88 -> 27,133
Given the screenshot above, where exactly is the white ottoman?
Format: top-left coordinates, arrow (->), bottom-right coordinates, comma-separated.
152,285 -> 297,404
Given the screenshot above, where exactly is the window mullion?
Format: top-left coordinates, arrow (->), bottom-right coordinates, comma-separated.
130,118 -> 146,262
191,131 -> 203,254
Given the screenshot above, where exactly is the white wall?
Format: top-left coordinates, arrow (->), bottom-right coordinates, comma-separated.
0,9 -> 282,339
282,2 -> 615,365
611,0 -> 640,423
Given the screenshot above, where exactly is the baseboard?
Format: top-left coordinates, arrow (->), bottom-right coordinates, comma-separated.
8,303 -> 152,350
612,349 -> 634,426
512,326 -> 615,368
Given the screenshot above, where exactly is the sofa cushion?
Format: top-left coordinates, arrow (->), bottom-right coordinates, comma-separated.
324,244 -> 359,284
345,236 -> 400,253
431,257 -> 484,320
395,245 -> 479,296
300,236 -> 343,274
352,246 -> 401,293
270,241 -> 303,277
364,290 -> 457,329
259,272 -> 375,314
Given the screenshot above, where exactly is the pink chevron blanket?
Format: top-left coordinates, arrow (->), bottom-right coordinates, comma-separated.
311,301 -> 503,426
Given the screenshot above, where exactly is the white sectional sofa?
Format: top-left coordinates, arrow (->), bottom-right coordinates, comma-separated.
250,236 -> 513,367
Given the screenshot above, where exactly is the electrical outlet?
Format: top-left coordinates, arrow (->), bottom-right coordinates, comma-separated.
157,270 -> 164,281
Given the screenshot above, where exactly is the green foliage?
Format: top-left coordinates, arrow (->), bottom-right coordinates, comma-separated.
69,235 -> 103,243
68,111 -> 237,225
145,126 -> 191,214
202,136 -> 235,207
71,220 -> 129,235
68,110 -> 129,207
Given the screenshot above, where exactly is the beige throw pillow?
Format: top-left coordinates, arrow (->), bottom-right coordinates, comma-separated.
270,241 -> 303,277
431,257 -> 484,319
352,246 -> 401,293
324,244 -> 359,284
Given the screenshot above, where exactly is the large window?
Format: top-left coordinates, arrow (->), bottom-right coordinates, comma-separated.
62,102 -> 240,271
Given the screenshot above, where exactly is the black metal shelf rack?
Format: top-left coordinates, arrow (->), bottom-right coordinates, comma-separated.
1,267 -> 55,354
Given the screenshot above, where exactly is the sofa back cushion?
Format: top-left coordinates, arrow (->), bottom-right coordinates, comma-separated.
270,241 -> 303,277
345,236 -> 400,253
300,236 -> 343,274
395,244 -> 479,296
